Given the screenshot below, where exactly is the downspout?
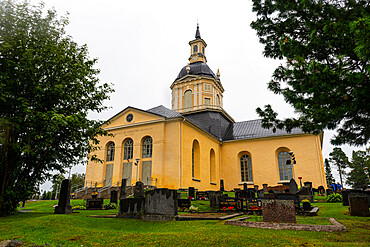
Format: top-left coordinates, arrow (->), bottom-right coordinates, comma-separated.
180,118 -> 185,188
315,134 -> 325,188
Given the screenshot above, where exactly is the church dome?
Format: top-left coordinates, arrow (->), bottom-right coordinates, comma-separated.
175,61 -> 218,81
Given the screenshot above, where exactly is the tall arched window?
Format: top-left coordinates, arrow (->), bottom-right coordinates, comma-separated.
278,151 -> 293,180
240,155 -> 252,182
106,142 -> 115,162
216,95 -> 220,106
192,140 -> 200,178
142,137 -> 153,158
193,45 -> 198,53
123,139 -> 133,160
210,149 -> 216,182
184,90 -> 193,109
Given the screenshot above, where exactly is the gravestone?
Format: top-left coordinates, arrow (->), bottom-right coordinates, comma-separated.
246,198 -> 262,211
262,199 -> 296,223
275,193 -> 300,209
289,179 -> 298,194
110,190 -> 118,204
318,186 -> 325,194
243,183 -> 248,190
254,185 -> 259,191
196,191 -> 208,200
209,191 -> 223,208
86,198 -> 104,209
144,188 -> 178,220
188,187 -> 195,199
219,197 -> 243,211
304,181 -> 313,188
297,186 -> 313,202
342,190 -> 370,207
257,189 -> 264,198
178,198 -> 191,209
120,179 -> 127,199
326,188 -> 334,196
54,179 -> 72,214
262,184 -> 268,193
349,196 -> 370,217
220,179 -> 225,191
302,201 -> 312,211
118,198 -> 145,218
134,181 -> 144,198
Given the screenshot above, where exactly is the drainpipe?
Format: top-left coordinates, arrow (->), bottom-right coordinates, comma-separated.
180,118 -> 185,188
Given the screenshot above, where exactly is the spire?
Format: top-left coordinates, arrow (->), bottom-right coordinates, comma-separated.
195,23 -> 201,39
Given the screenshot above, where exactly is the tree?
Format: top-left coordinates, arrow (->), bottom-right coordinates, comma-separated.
251,0 -> 370,146
0,1 -> 113,216
50,173 -> 65,199
329,147 -> 349,187
346,150 -> 369,189
70,173 -> 85,192
324,158 -> 335,186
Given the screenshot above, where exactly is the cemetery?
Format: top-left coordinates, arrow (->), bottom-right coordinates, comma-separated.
1,178 -> 369,246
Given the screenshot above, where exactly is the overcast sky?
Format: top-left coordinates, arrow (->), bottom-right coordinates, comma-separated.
33,0 -> 363,191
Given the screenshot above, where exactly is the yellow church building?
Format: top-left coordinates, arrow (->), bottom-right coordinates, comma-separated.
85,25 -> 327,191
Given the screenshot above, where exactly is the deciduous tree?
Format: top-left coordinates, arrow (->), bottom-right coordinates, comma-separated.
0,1 -> 113,216
251,0 -> 370,146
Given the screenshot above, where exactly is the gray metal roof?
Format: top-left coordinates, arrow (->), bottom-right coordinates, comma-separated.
175,61 -> 218,81
222,119 -> 304,141
146,105 -> 182,118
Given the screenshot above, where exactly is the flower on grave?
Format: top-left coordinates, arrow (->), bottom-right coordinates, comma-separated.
71,193 -> 76,196
200,196 -> 205,200
92,191 -> 98,196
223,207 -> 226,211
298,177 -> 302,179
187,196 -> 194,200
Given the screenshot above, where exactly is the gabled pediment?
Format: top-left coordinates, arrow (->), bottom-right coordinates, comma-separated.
102,106 -> 165,129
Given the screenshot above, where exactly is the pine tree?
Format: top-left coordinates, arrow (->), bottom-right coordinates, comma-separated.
329,148 -> 349,188
347,150 -> 369,189
324,158 -> 335,186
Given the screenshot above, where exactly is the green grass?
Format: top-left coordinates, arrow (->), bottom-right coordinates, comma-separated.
0,200 -> 369,246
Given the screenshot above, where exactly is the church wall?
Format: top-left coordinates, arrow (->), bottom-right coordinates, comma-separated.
220,134 -> 327,190
181,122 -> 220,191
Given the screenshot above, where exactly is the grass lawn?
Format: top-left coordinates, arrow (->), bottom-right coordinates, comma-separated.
0,200 -> 369,246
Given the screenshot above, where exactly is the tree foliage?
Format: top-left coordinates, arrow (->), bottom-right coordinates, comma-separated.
324,158 -> 335,186
0,1 -> 113,216
346,150 -> 369,189
251,0 -> 370,146
329,147 -> 349,187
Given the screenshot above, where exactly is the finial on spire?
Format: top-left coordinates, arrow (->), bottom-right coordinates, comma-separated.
195,22 -> 201,39
217,69 -> 220,79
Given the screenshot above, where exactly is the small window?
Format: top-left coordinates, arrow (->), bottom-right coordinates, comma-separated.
106,142 -> 115,162
142,137 -> 153,158
204,98 -> 211,105
124,139 -> 133,160
216,95 -> 220,106
193,45 -> 198,53
202,47 -> 205,54
204,84 -> 211,91
240,155 -> 253,182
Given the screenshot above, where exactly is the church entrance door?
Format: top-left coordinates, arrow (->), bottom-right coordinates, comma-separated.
142,161 -> 152,185
122,162 -> 132,186
105,163 -> 113,186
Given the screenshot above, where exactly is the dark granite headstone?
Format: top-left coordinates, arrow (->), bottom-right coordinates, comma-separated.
145,188 -> 178,217
188,187 -> 195,198
178,198 -> 191,209
120,179 -> 127,199
118,198 -> 145,218
262,199 -> 296,223
209,191 -> 224,208
86,198 -> 104,209
54,179 -> 72,214
318,186 -> 325,194
196,191 -> 208,200
110,190 -> 118,204
134,181 -> 144,198
243,183 -> 248,190
254,185 -> 259,191
275,193 -> 300,209
219,197 -> 243,211
304,182 -> 312,188
257,189 -> 264,198
302,201 -> 312,211
297,186 -> 310,195
220,179 -> 225,191
299,195 -> 313,203
289,179 -> 298,194
349,196 -> 370,216
342,190 -> 370,207
246,198 -> 262,211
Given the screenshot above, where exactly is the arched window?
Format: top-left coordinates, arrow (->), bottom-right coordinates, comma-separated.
123,139 -> 133,160
192,140 -> 200,178
184,90 -> 193,109
216,95 -> 220,106
142,137 -> 153,158
240,155 -> 252,182
278,151 -> 293,180
106,142 -> 115,162
210,149 -> 216,182
193,45 -> 198,53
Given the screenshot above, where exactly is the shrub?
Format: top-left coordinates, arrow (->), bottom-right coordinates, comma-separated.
103,203 -> 117,210
327,193 -> 342,203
